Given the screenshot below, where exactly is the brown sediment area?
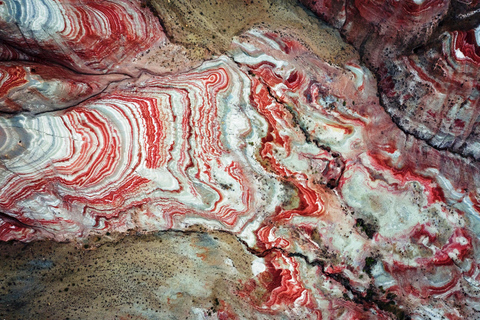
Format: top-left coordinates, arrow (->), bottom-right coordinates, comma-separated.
146,0 -> 357,66
0,229 -> 257,319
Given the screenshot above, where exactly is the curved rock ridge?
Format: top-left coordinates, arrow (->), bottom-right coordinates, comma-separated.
0,62 -> 128,113
0,0 -> 166,74
300,0 -> 450,55
0,41 -> 37,61
301,0 -> 480,60
301,0 -> 480,161
380,28 -> 480,159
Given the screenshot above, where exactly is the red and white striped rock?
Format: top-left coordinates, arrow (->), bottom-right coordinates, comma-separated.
0,0 -> 166,74
231,29 -> 480,318
1,26 -> 480,317
0,1 -> 480,317
0,62 -> 127,113
0,56 -> 287,241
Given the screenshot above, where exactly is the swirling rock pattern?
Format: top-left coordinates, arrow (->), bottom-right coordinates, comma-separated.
0,0 -> 166,74
1,0 -> 480,319
0,62 -> 128,113
0,56 -> 285,241
231,29 -> 480,318
302,0 -> 480,160
380,29 -> 480,159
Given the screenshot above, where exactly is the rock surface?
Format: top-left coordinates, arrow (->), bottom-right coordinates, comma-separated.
1,0 -> 480,319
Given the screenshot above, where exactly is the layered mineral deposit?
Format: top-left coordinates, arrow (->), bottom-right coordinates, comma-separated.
1,0 -> 480,319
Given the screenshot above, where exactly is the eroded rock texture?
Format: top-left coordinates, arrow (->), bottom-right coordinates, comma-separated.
1,0 -> 480,319
301,0 -> 480,159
